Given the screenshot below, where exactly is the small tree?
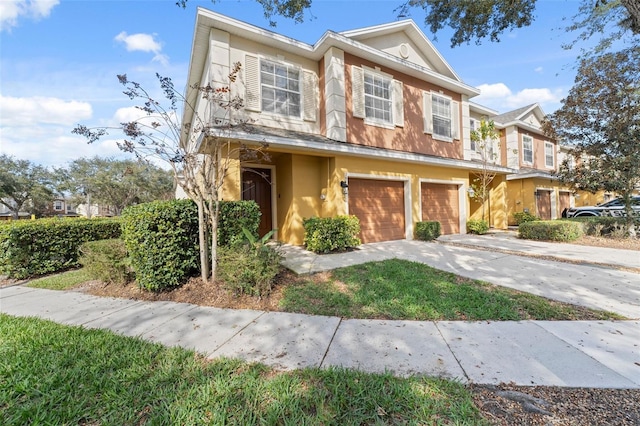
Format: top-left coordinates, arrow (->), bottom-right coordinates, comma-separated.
544,46 -> 640,237
73,63 -> 267,282
469,119 -> 500,223
0,154 -> 55,219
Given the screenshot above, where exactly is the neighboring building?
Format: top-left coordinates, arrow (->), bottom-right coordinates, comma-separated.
0,199 -> 30,220
41,198 -> 79,218
491,104 -> 572,223
181,9 -> 569,244
76,203 -> 117,218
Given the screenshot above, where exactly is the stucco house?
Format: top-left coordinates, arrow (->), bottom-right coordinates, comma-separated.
181,9 -> 566,244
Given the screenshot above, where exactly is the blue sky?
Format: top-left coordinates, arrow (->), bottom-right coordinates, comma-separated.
1,0 -> 586,168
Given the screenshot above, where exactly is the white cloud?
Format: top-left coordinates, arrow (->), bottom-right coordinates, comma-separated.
0,0 -> 59,32
0,95 -> 92,126
114,31 -> 169,66
475,83 -> 564,112
534,66 -> 544,73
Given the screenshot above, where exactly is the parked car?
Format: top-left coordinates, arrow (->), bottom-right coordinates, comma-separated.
565,196 -> 640,218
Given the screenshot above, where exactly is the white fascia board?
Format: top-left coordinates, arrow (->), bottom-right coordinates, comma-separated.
469,102 -> 499,117
227,129 -> 516,174
506,171 -> 558,181
494,120 -> 548,137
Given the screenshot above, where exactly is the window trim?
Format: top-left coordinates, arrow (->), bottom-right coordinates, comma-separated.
469,118 -> 478,152
429,92 -> 455,143
362,66 -> 394,129
53,201 -> 63,211
544,141 -> 555,168
259,57 -> 302,119
522,135 -> 534,165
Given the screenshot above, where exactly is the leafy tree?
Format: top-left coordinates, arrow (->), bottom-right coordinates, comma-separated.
543,46 -> 640,236
469,119 -> 500,223
0,155 -> 55,219
73,64 -> 267,282
57,157 -> 174,216
175,0 -> 311,26
396,0 -> 639,48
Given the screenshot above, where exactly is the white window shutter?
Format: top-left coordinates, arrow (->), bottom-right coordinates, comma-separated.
393,80 -> 404,127
423,91 -> 432,134
245,54 -> 261,112
303,70 -> 317,122
351,65 -> 365,119
451,100 -> 460,139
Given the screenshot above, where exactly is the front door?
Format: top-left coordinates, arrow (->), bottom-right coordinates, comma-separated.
241,168 -> 273,238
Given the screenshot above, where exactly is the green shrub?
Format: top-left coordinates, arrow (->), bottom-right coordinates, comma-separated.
303,216 -> 361,254
121,200 -> 199,292
79,239 -> 133,286
467,219 -> 489,235
217,230 -> 282,296
415,221 -> 441,241
217,200 -> 261,247
513,211 -> 540,225
519,220 -> 583,242
0,218 -> 121,279
568,216 -> 639,237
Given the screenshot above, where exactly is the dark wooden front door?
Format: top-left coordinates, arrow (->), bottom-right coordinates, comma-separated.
242,168 -> 272,238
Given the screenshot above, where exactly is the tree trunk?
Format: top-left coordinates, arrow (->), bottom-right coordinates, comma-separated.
197,199 -> 210,282
621,0 -> 640,33
210,199 -> 219,282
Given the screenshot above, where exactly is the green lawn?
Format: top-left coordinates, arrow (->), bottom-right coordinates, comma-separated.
0,314 -> 488,425
27,268 -> 93,290
280,259 -> 624,321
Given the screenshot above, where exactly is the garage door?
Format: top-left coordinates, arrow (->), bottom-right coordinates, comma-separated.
348,178 -> 405,243
559,191 -> 570,217
536,190 -> 552,220
421,183 -> 460,234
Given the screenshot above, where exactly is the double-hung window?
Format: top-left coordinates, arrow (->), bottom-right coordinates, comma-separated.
260,59 -> 301,118
54,201 -> 63,211
245,55 -> 318,122
522,135 -> 533,164
423,91 -> 459,141
544,142 -> 554,168
363,71 -> 392,124
351,65 -> 404,128
470,119 -> 478,151
432,94 -> 452,139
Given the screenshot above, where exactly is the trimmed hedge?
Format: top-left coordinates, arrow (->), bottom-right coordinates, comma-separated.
217,243 -> 282,297
518,220 -> 583,242
79,239 -> 133,286
467,219 -> 489,235
513,211 -> 540,225
0,218 -> 121,279
415,221 -> 441,241
217,200 -> 261,246
121,200 -> 199,291
303,215 -> 361,254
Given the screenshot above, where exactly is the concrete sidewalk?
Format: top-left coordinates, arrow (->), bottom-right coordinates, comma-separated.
1,285 -> 639,388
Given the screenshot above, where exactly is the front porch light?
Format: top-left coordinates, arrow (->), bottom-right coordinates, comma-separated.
467,187 -> 475,198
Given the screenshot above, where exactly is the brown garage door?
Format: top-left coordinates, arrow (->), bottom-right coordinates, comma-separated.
536,190 -> 552,220
348,178 -> 405,243
559,191 -> 570,217
421,183 -> 459,234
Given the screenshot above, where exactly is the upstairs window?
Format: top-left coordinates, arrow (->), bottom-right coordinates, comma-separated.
260,59 -> 301,118
469,118 -> 478,151
244,55 -> 317,122
53,201 -> 63,211
351,65 -> 404,128
423,92 -> 459,142
364,71 -> 392,124
522,135 -> 533,164
544,142 -> 554,168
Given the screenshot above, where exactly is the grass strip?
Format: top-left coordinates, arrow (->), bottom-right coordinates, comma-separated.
27,268 -> 93,290
280,259 -> 624,321
0,314 -> 488,425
